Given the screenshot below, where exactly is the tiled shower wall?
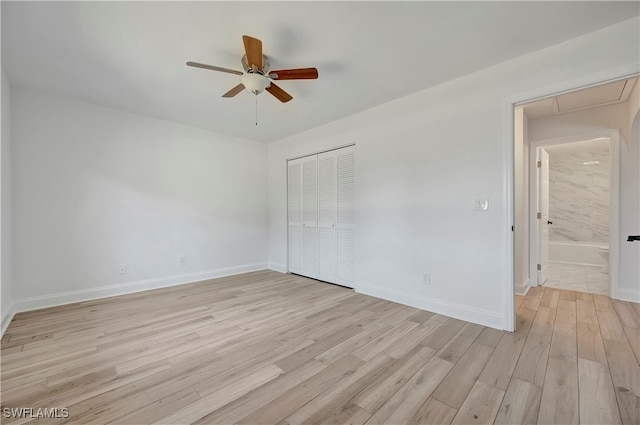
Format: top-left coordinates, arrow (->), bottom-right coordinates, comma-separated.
548,148 -> 609,243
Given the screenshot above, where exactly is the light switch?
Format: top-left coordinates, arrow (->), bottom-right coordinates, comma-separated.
473,198 -> 489,211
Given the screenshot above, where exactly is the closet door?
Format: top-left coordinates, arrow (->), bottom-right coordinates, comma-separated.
287,147 -> 353,286
317,151 -> 337,282
287,158 -> 303,274
301,155 -> 319,278
336,146 -> 355,286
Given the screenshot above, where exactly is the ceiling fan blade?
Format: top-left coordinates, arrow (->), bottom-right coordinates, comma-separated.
186,61 -> 243,76
242,35 -> 263,71
222,83 -> 245,98
270,68 -> 318,80
266,83 -> 293,103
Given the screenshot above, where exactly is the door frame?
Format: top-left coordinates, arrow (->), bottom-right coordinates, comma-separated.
503,68 -> 638,332
528,132 -> 620,299
534,146 -> 550,286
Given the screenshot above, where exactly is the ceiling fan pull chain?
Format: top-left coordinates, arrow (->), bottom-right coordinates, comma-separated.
255,94 -> 258,126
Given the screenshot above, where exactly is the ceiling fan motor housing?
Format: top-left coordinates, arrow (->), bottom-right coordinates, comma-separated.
240,54 -> 271,94
241,54 -> 270,74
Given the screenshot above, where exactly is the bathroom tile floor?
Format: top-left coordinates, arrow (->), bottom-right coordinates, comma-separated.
542,262 -> 609,295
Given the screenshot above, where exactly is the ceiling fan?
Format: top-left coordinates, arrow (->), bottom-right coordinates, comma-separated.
187,35 -> 318,103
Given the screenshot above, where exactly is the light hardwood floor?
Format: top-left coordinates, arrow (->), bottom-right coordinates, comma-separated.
1,270 -> 639,424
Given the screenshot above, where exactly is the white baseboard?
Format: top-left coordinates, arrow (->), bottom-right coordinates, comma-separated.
7,262 -> 269,322
1,302 -> 16,338
515,278 -> 531,296
356,282 -> 505,330
268,262 -> 287,273
550,260 -> 600,268
616,288 -> 640,303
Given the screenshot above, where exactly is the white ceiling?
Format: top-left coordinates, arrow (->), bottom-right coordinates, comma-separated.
524,77 -> 638,119
2,2 -> 639,143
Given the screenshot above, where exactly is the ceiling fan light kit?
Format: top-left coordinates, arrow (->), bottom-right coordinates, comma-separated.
240,72 -> 270,95
187,35 -> 318,103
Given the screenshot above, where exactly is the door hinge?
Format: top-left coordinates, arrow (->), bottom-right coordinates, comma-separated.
537,160 -> 542,168
537,264 -> 542,271
537,212 -> 541,219
511,225 -> 514,232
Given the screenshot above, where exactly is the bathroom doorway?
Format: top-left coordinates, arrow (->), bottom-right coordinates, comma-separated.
532,137 -> 615,295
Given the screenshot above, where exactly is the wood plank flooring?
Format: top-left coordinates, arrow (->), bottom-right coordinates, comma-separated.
1,271 -> 638,424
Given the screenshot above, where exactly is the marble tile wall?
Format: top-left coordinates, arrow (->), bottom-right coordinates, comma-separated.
548,147 -> 609,243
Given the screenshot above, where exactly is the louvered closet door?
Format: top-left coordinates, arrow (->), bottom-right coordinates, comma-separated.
287,158 -> 303,274
301,155 -> 319,278
336,146 -> 355,286
317,151 -> 337,282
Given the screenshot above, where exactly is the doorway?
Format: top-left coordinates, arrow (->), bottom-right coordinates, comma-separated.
510,75 -> 639,331
531,136 -> 616,296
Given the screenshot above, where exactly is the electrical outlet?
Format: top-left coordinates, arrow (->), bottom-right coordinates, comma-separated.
118,264 -> 127,275
180,256 -> 187,266
422,273 -> 430,285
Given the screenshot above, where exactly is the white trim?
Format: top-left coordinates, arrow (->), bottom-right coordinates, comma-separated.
356,282 -> 505,330
515,278 -> 531,296
7,262 -> 268,318
503,89 -> 516,332
286,143 -> 356,162
514,286 -> 528,296
1,302 -> 15,337
285,156 -> 290,274
512,69 -> 639,107
551,261 -> 601,267
268,262 -> 287,273
617,288 -> 640,303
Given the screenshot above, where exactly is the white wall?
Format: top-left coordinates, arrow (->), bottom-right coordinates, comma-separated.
268,18 -> 640,329
530,102 -> 630,144
530,102 -> 639,300
11,87 -> 268,309
627,80 -> 640,142
1,69 -> 13,333
548,146 -> 610,243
